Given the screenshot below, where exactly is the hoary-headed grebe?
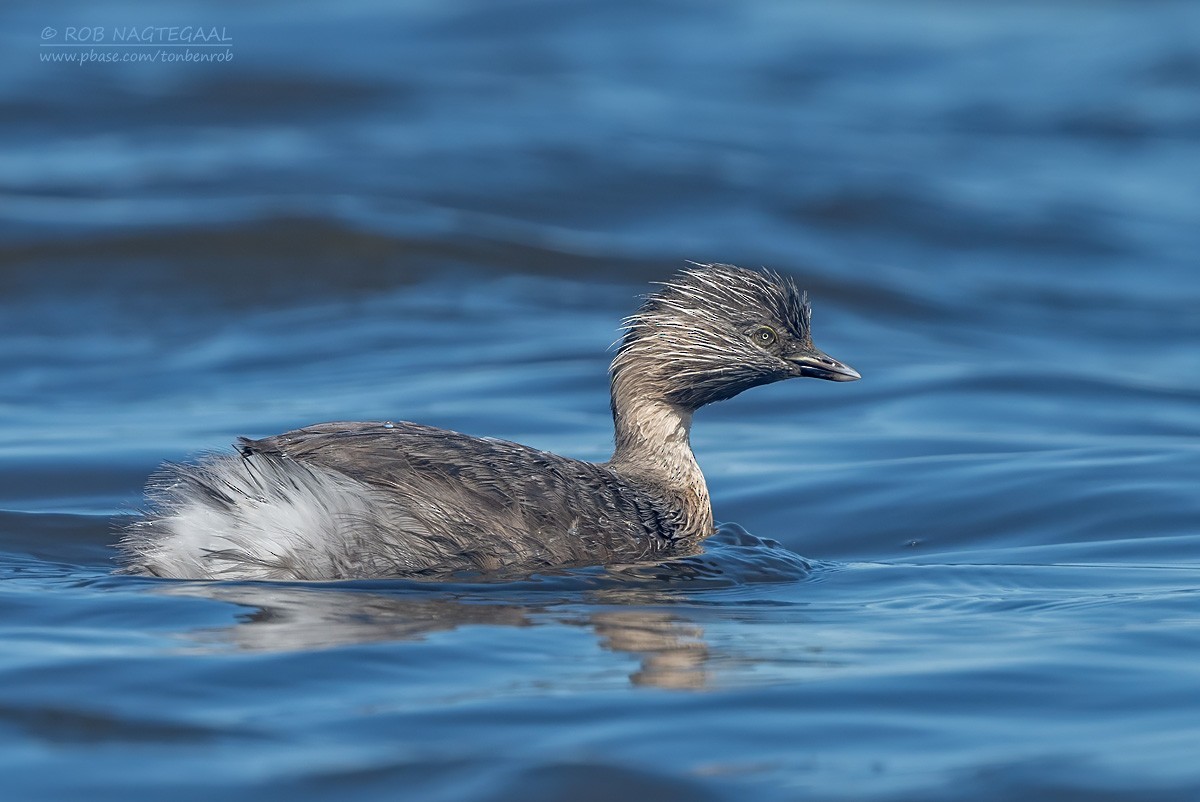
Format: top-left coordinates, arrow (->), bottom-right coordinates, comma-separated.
117,264 -> 859,580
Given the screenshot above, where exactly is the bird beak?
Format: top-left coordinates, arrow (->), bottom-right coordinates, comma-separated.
787,348 -> 861,382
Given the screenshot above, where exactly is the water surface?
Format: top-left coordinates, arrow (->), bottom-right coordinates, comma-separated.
1,1 -> 1198,800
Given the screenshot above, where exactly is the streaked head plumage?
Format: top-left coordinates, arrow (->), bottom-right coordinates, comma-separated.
611,263 -> 858,410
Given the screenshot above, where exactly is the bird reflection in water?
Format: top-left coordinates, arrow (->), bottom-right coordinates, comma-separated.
159,582 -> 712,690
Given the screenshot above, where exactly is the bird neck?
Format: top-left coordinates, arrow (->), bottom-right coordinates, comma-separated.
608,375 -> 713,537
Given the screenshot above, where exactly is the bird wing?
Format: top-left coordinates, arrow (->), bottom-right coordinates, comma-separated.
236,421 -> 682,573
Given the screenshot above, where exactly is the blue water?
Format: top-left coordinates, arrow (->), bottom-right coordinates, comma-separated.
2,1 -> 1199,799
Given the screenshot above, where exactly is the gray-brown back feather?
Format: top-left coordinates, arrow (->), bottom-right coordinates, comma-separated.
228,421 -> 693,577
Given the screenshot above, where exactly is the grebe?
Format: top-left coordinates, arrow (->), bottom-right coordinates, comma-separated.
117,263 -> 859,580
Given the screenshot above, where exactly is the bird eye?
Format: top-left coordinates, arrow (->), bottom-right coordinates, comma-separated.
753,326 -> 777,347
